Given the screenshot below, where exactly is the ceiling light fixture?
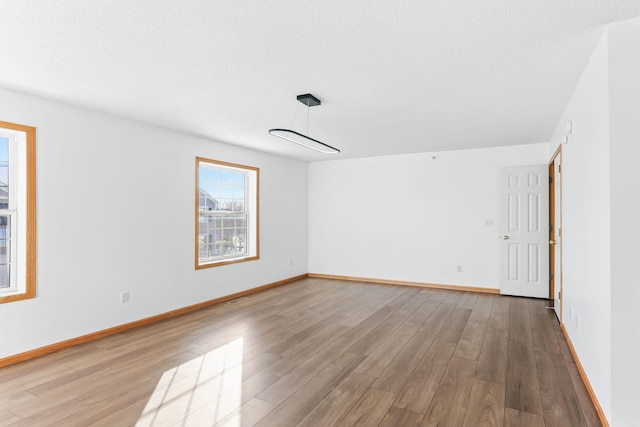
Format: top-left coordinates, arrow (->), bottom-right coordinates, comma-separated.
269,94 -> 340,154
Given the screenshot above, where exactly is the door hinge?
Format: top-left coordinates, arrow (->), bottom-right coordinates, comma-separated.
549,225 -> 554,232
549,176 -> 553,184
559,227 -> 562,237
550,273 -> 554,281
559,165 -> 562,173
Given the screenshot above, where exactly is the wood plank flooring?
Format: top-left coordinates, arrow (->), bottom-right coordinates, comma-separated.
0,278 -> 602,426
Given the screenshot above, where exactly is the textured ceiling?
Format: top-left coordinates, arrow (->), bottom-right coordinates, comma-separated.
1,1 -> 639,161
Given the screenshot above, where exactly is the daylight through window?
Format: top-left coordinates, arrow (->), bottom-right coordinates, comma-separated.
196,158 -> 259,268
0,121 -> 36,304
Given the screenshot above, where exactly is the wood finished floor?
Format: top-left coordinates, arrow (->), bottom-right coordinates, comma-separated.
0,278 -> 601,427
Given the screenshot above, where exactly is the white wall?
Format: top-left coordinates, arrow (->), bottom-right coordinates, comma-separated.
549,30 -> 612,418
309,143 -> 549,289
550,18 -> 640,426
608,17 -> 640,427
0,87 -> 308,359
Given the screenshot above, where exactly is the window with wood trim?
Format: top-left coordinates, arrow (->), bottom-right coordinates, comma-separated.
0,121 -> 36,304
196,158 -> 259,268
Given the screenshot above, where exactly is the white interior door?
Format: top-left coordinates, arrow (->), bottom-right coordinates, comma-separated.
553,157 -> 562,318
500,166 -> 549,298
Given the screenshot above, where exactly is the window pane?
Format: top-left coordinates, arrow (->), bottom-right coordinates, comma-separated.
0,137 -> 9,209
0,264 -> 8,289
0,213 -> 8,288
0,138 -> 7,209
199,191 -> 218,210
206,168 -> 219,182
221,185 -> 232,199
0,163 -> 8,185
0,239 -> 8,265
220,170 -> 233,183
207,244 -> 216,257
0,216 -> 9,237
200,184 -> 219,204
0,193 -> 7,210
0,137 -> 7,162
234,185 -> 244,199
219,199 -> 233,210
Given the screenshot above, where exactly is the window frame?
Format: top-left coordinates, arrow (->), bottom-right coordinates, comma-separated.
195,157 -> 259,269
0,120 -> 36,304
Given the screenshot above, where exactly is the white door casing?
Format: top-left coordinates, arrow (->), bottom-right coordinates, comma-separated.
500,166 -> 549,298
553,158 -> 562,318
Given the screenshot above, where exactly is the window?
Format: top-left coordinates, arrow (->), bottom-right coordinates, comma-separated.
0,121 -> 36,304
196,158 -> 259,268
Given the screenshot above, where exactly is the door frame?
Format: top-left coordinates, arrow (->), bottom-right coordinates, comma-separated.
549,145 -> 563,321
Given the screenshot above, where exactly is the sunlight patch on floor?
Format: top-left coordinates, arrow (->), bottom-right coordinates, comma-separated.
135,337 -> 244,427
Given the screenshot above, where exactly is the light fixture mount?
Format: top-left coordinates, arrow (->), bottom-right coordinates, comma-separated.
296,93 -> 321,107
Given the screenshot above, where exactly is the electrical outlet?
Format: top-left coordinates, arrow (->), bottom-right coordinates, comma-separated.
484,219 -> 494,227
456,265 -> 463,272
120,291 -> 130,304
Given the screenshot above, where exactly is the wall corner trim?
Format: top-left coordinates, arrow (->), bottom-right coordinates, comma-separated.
308,273 -> 500,294
0,273 -> 308,368
560,323 -> 610,427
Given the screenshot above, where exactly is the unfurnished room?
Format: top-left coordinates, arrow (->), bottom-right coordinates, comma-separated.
1,1 -> 639,426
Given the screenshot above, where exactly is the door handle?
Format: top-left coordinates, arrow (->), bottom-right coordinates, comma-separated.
550,240 -> 556,245
501,235 -> 509,240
